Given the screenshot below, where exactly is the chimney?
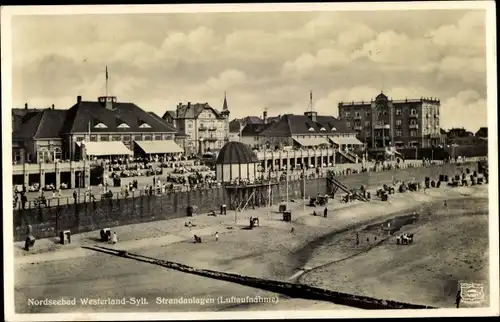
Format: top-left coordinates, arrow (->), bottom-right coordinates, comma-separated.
263,110 -> 268,124
77,96 -> 82,103
51,104 -> 55,109
187,102 -> 191,108
24,103 -> 28,109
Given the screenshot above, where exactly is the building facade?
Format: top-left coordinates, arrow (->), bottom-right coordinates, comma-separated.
162,94 -> 231,155
12,95 -> 181,164
338,92 -> 443,149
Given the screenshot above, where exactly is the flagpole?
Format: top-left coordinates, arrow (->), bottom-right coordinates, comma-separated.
105,65 -> 109,97
303,166 -> 306,211
286,168 -> 289,209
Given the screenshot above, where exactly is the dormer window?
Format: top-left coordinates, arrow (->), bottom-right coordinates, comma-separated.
320,127 -> 326,131
308,127 -> 315,132
117,123 -> 130,129
94,122 -> 107,129
139,123 -> 151,128
331,127 -> 337,132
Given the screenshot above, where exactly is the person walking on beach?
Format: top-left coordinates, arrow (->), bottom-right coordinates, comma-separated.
356,232 -> 360,246
456,289 -> 462,308
215,232 -> 219,242
324,207 -> 328,218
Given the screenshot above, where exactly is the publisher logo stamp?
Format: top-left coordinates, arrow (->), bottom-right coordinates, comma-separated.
459,282 -> 485,305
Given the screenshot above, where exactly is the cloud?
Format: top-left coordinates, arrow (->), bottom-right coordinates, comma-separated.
437,56 -> 486,83
282,48 -> 352,77
429,11 -> 486,53
10,10 -> 489,131
440,90 -> 487,131
205,69 -> 248,90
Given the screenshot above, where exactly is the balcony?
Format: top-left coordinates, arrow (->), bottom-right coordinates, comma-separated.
409,124 -> 419,129
199,125 -> 208,131
206,136 -> 218,142
374,124 -> 391,129
354,125 -> 363,131
208,127 -> 217,131
409,113 -> 419,118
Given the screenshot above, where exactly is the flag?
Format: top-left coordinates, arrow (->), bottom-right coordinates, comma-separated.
106,66 -> 108,80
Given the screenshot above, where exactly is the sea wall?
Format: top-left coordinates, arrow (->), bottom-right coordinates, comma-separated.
13,162 -> 477,241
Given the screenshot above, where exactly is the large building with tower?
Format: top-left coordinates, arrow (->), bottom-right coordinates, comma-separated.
162,93 -> 231,155
337,92 -> 444,150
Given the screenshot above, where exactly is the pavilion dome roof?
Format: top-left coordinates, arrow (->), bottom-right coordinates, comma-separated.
215,142 -> 259,164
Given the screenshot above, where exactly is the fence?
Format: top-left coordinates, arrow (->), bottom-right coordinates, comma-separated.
13,161 -> 480,241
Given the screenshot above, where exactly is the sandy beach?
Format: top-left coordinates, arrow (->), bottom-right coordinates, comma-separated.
14,183 -> 489,313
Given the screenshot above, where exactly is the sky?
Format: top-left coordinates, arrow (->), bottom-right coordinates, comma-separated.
10,8 -> 490,131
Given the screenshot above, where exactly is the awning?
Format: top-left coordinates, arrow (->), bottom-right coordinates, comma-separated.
329,137 -> 364,146
293,137 -> 330,147
135,140 -> 184,154
81,141 -> 133,156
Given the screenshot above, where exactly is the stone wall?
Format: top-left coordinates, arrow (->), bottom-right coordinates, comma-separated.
13,162 -> 477,242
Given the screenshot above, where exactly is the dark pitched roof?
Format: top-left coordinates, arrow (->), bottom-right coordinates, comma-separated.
173,102 -> 223,119
244,116 -> 263,124
12,108 -> 40,132
36,109 -> 68,138
267,116 -> 281,123
12,108 -> 68,139
161,110 -> 176,119
241,123 -> 273,136
60,100 -> 178,134
229,119 -> 242,133
216,142 -> 259,164
259,114 -> 355,137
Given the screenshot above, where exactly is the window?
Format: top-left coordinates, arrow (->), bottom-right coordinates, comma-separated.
410,130 -> 417,137
75,136 -> 84,142
396,130 -> 402,137
410,120 -> 416,125
365,111 -> 371,117
308,127 -> 315,132
154,135 -> 162,140
355,112 -> 360,117
320,127 -> 326,131
134,135 -> 142,141
396,120 -> 402,126
139,123 -> 151,128
111,135 -> 121,141
117,123 -> 130,129
345,112 -> 351,117
144,135 -> 152,141
396,109 -> 402,116
123,135 -> 131,142
53,147 -> 62,161
100,135 -> 109,141
89,135 -> 98,142
188,123 -> 193,128
94,122 -> 107,129
331,127 -> 337,132
163,134 -> 172,140
364,121 -> 371,127
410,108 -> 416,115
346,122 -> 351,127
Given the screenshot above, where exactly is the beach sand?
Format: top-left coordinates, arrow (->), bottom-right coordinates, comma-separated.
13,184 -> 489,312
